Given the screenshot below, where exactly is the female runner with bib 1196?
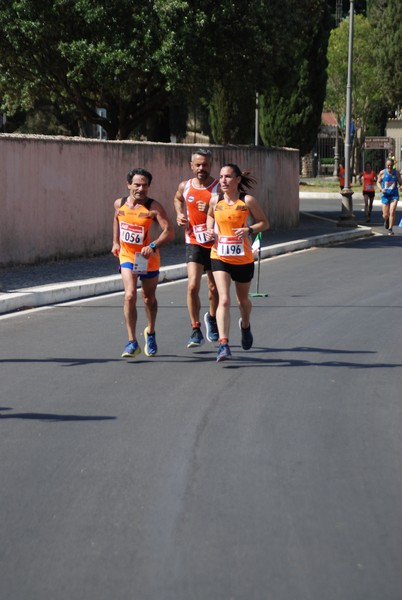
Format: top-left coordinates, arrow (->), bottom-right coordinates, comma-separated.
205,164 -> 269,362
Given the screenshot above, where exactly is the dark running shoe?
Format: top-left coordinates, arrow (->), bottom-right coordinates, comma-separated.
144,327 -> 158,356
216,343 -> 232,362
121,340 -> 141,358
204,312 -> 219,342
239,318 -> 253,350
187,327 -> 205,348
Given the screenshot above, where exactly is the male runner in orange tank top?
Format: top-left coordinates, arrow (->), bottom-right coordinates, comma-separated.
173,149 -> 220,348
112,168 -> 174,358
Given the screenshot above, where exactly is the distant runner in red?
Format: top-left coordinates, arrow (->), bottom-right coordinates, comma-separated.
359,162 -> 377,223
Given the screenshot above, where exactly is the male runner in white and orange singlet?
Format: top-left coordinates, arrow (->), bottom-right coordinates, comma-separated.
173,149 -> 220,347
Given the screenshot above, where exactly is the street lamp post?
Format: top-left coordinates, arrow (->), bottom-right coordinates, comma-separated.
255,92 -> 259,146
338,0 -> 357,227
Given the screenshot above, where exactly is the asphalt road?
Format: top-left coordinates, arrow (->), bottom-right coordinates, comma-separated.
1,230 -> 402,599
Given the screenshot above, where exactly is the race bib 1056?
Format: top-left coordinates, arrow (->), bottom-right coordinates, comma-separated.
120,222 -> 144,245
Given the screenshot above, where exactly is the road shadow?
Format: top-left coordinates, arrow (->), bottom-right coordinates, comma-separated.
2,346 -> 400,370
0,357 -> 123,366
221,346 -> 401,369
0,410 -> 116,422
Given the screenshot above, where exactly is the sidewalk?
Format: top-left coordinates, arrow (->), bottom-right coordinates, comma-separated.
0,212 -> 374,315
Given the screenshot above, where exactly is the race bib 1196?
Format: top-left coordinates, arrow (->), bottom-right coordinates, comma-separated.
217,235 -> 245,257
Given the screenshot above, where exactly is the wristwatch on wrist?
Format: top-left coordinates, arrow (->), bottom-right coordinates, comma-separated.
248,226 -> 254,236
149,241 -> 157,251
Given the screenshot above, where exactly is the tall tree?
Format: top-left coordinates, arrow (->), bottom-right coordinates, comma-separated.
369,0 -> 402,109
203,0 -> 281,145
259,0 -> 330,155
324,13 -> 383,159
208,84 -> 255,145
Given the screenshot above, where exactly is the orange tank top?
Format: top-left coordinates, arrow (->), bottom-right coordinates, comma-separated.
362,170 -> 376,192
117,198 -> 160,271
183,178 -> 219,246
210,195 -> 254,265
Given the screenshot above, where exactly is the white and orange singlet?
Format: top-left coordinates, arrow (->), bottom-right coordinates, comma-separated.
183,178 -> 219,246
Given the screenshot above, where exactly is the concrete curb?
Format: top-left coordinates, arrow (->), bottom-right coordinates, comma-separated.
299,191 -> 365,200
0,226 -> 373,315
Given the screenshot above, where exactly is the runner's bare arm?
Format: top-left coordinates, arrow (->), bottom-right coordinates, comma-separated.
205,195 -> 218,240
111,198 -> 122,257
233,195 -> 270,239
140,201 -> 174,258
173,181 -> 188,226
377,170 -> 384,191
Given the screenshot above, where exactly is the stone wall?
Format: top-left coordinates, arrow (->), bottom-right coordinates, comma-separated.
0,134 -> 299,266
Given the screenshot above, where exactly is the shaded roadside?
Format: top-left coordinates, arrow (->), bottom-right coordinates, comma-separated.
0,213 -> 345,294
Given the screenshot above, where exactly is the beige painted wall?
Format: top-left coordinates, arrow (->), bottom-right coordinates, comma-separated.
386,119 -> 402,167
0,134 -> 299,266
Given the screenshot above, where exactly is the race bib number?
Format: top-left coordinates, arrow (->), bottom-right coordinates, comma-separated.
384,181 -> 395,191
133,252 -> 148,275
193,224 -> 208,244
365,184 -> 374,191
217,235 -> 245,257
120,222 -> 144,245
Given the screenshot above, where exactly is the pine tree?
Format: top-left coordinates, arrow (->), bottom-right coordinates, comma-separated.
259,0 -> 330,154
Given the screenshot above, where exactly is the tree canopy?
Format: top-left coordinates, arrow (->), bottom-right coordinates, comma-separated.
368,0 -> 402,109
0,0 -> 208,139
206,0 -> 331,151
325,13 -> 383,148
259,0 -> 330,155
0,0 -> 330,151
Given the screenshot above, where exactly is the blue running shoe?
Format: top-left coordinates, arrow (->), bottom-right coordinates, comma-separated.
187,327 -> 204,348
121,340 -> 141,358
204,312 -> 219,342
239,318 -> 253,350
216,343 -> 232,362
144,327 -> 158,356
